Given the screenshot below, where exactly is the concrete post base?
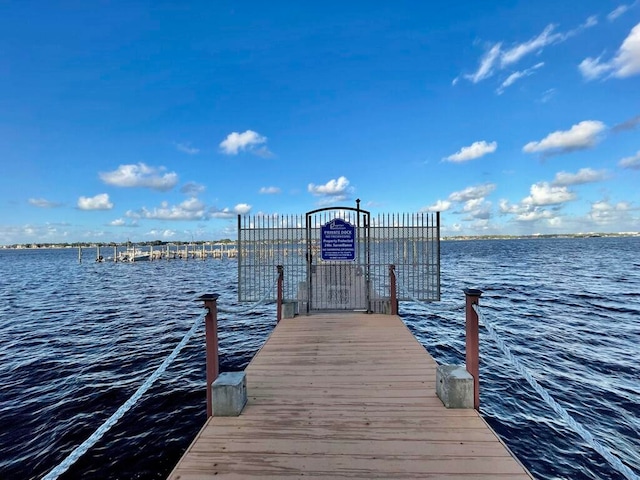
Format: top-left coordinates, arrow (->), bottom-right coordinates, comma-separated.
436,364 -> 474,409
283,301 -> 297,319
212,372 -> 247,416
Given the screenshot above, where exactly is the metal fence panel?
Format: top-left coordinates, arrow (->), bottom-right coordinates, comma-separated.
238,211 -> 440,305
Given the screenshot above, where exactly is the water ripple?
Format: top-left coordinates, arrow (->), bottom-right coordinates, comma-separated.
0,239 -> 639,479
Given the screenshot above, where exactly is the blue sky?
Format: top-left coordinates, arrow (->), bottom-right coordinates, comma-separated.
1,1 -> 639,244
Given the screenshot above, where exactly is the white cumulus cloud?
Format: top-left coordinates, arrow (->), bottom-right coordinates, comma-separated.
308,176 -> 350,196
515,209 -> 555,222
579,22 -> 640,80
219,130 -> 271,156
444,141 -> 497,162
523,120 -> 606,155
234,203 -> 252,215
522,182 -> 576,206
100,163 -> 179,191
588,200 -> 632,225
78,193 -> 113,210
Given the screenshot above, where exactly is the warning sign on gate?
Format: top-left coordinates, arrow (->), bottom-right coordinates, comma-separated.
321,218 -> 356,261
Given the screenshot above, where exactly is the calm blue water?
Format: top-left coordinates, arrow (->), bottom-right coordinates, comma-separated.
0,238 -> 638,479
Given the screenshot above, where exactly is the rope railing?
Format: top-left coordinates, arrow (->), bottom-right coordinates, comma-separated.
217,275 -> 279,315
42,310 -> 206,480
473,303 -> 640,480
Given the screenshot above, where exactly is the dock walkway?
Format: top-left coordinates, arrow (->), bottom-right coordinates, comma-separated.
169,313 -> 533,479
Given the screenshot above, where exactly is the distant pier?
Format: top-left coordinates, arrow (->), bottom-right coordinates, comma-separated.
83,243 -> 238,263
168,313 -> 533,479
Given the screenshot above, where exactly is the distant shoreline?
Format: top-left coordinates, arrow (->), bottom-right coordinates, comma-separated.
2,232 -> 639,249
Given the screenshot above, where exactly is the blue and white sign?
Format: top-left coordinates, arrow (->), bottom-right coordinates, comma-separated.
321,218 -> 356,261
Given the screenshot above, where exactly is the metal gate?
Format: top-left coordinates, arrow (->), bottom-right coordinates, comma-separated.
237,202 -> 440,315
304,206 -> 370,312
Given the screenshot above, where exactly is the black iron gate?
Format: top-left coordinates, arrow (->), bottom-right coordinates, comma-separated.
304,204 -> 371,313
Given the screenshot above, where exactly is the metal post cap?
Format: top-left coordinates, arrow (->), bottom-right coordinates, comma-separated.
463,288 -> 483,296
198,293 -> 220,302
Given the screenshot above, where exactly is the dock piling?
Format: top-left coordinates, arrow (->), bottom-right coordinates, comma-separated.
199,294 -> 220,418
464,288 -> 483,411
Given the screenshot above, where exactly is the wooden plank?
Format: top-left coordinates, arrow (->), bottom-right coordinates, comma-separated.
168,314 -> 533,479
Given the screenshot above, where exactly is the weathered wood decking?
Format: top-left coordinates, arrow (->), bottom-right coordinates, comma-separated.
169,314 -> 533,479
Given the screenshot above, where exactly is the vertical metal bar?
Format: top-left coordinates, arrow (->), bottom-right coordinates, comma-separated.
464,288 -> 482,411
389,264 -> 397,315
306,212 -> 311,314
200,293 -> 220,418
237,215 -> 242,301
436,212 -> 441,301
365,212 -> 371,312
277,265 -> 283,322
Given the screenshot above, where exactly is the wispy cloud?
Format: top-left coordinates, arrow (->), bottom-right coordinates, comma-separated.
552,168 -> 608,186
579,22 -> 640,80
77,193 -> 113,210
539,88 -> 557,103
100,163 -> 179,191
145,229 -> 177,238
448,183 -> 496,202
523,120 -> 606,156
420,200 -> 451,212
463,17 -> 597,86
465,44 -> 502,83
130,198 -> 207,221
210,204 -> 253,219
608,2 -> 637,21
612,114 -> 640,132
180,182 -> 206,196
619,150 -> 640,169
497,62 -> 544,94
259,186 -> 281,194
28,198 -> 62,208
174,142 -> 200,155
219,130 -> 273,157
444,140 -> 497,162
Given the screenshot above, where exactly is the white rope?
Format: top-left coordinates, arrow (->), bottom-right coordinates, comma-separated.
42,310 -> 206,480
473,304 -> 640,480
395,282 -> 465,313
218,275 -> 279,314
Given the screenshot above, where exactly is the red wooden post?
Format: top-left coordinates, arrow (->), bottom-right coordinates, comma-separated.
464,288 -> 483,410
199,294 -> 220,418
389,264 -> 398,315
276,265 -> 284,323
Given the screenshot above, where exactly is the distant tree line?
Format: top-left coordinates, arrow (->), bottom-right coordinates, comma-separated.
2,239 -> 236,249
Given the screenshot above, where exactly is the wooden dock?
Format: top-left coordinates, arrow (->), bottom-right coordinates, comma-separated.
168,314 -> 533,479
